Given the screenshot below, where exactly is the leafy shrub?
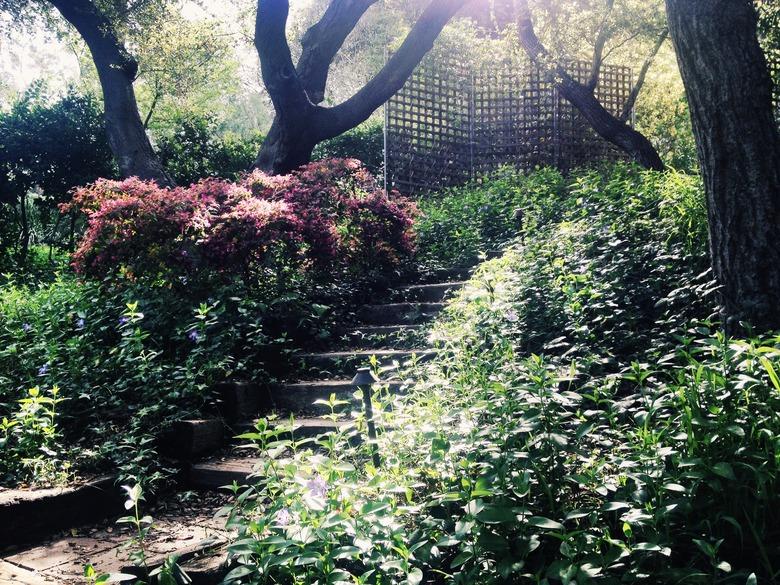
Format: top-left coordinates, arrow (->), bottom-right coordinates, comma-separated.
68,159 -> 416,289
0,85 -> 116,261
156,113 -> 264,185
414,166 -> 567,278
245,158 -> 417,278
0,159 -> 416,489
223,164 -> 775,583
0,274 -> 250,488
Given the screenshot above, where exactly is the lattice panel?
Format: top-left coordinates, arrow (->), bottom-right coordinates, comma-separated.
386,58 -> 633,194
385,59 -> 471,194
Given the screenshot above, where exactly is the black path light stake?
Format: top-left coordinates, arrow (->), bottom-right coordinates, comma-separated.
351,367 -> 381,468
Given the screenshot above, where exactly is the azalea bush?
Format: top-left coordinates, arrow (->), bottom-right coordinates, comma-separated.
67,159 -> 416,290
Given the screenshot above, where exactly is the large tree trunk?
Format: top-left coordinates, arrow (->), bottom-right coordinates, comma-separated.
48,0 -> 174,186
515,0 -> 665,171
667,0 -> 780,333
253,0 -> 469,175
255,119 -> 319,174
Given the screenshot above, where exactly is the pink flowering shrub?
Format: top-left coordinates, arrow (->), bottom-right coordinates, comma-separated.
244,158 -> 417,273
67,159 -> 416,286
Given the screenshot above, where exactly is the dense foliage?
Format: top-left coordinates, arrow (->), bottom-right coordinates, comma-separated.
413,167 -> 567,278
0,160 -> 416,489
0,87 -> 116,263
67,159 -> 416,288
156,114 -> 264,186
223,165 -> 777,583
312,122 -> 384,176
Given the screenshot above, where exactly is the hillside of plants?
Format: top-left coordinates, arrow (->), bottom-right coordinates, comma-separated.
223,165 -> 779,584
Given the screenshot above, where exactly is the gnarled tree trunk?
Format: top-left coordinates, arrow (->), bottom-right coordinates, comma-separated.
253,0 -> 471,175
48,0 -> 174,186
666,0 -> 780,333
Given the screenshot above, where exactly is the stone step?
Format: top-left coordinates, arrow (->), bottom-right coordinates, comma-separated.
396,281 -> 467,302
189,414 -> 357,490
213,381 -> 266,423
272,379 -> 403,413
0,476 -> 123,547
161,418 -> 225,460
188,458 -> 257,490
356,303 -> 445,326
297,348 -> 437,375
344,324 -> 425,349
0,497 -> 228,583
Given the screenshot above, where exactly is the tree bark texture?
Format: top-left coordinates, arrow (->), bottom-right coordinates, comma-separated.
253,0 -> 470,175
667,0 -> 780,333
515,0 -> 665,171
48,0 -> 174,186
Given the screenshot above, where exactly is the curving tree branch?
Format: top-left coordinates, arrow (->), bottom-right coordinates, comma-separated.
297,0 -> 380,104
516,0 -> 664,170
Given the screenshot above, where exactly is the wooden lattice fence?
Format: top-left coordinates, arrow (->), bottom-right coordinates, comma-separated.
385,58 -> 633,194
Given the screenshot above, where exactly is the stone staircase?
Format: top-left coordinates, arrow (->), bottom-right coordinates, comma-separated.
0,277 -> 468,584
186,280 -> 465,490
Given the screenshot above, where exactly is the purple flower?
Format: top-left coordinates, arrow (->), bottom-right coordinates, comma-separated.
118,316 -> 130,326
504,309 -> 519,323
276,507 -> 292,526
38,363 -> 49,376
479,205 -> 491,213
306,475 -> 328,498
76,318 -> 85,330
188,330 -> 200,342
22,323 -> 32,333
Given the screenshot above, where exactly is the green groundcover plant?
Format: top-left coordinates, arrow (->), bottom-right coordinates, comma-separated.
224,165 -> 778,583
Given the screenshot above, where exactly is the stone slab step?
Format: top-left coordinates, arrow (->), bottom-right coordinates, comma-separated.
0,476 -> 123,547
1,503 -> 228,583
397,281 -> 466,302
214,381 -> 266,423
356,303 -> 445,325
344,325 -> 425,349
179,546 -> 230,585
0,561 -> 50,584
273,379 -> 403,413
297,348 -> 437,374
188,458 -> 257,490
161,418 -> 225,461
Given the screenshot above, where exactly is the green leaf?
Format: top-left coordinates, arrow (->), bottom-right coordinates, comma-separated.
471,476 -> 493,497
601,501 -> 630,512
476,505 -> 516,524
294,554 -> 320,566
450,550 -> 473,568
712,462 -> 736,481
407,568 -> 423,585
361,500 -> 391,515
760,357 -> 780,391
332,546 -> 361,559
478,530 -> 510,552
223,565 -> 255,580
526,516 -> 564,530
